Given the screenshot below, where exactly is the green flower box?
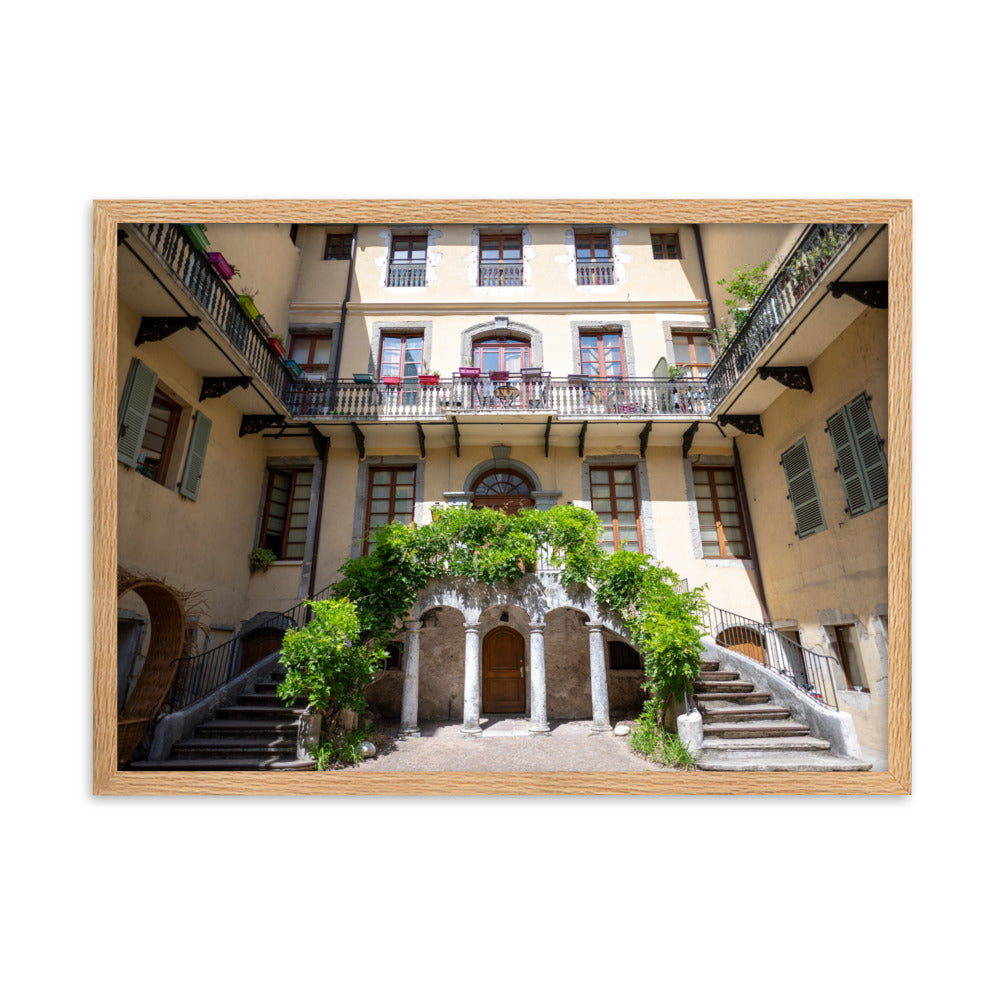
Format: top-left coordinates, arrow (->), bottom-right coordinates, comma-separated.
237,295 -> 260,321
183,224 -> 210,251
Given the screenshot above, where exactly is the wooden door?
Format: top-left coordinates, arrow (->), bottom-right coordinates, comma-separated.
717,626 -> 767,665
482,626 -> 525,713
239,627 -> 285,672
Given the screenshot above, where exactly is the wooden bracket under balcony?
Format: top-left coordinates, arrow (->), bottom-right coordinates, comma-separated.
639,421 -> 653,458
829,281 -> 888,310
307,423 -> 329,460
682,422 -> 699,458
758,366 -> 813,393
416,421 -> 426,459
239,414 -> 285,437
452,417 -> 461,458
578,421 -> 588,458
544,416 -> 553,457
351,422 -> 366,459
135,315 -> 200,345
718,414 -> 764,437
199,375 -> 252,401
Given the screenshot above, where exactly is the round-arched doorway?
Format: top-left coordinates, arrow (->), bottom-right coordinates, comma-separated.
471,469 -> 534,514
717,625 -> 767,665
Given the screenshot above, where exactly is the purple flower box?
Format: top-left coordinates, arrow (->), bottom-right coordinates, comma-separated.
459,367 -> 480,378
208,252 -> 236,279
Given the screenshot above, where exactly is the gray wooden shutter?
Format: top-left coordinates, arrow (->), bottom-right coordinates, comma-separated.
827,407 -> 869,515
781,438 -> 826,538
179,411 -> 212,500
847,393 -> 888,508
117,359 -> 157,468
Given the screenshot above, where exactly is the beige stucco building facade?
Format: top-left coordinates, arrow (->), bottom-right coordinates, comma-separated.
114,216 -> 890,754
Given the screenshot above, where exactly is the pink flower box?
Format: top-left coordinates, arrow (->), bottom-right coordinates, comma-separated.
207,252 -> 236,280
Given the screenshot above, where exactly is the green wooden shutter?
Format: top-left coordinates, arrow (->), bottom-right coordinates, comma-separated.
179,411 -> 212,500
827,407 -> 869,515
117,359 -> 158,468
847,393 -> 888,508
781,438 -> 826,538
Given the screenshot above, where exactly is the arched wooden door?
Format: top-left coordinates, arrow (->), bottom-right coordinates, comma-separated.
239,627 -> 285,672
717,626 -> 767,665
482,626 -> 525,713
471,469 -> 535,514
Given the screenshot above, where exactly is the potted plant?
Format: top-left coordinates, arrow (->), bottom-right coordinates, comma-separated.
489,371 -> 509,382
267,331 -> 285,356
249,546 -> 276,573
284,359 -> 303,377
183,224 -> 210,251
419,365 -> 440,385
567,373 -> 589,386
521,366 -> 542,379
237,286 -> 260,321
382,376 -> 401,385
353,373 -> 374,384
207,252 -> 238,280
256,315 -> 274,337
459,366 -> 480,378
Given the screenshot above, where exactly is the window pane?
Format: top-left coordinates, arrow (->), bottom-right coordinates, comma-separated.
613,469 -> 634,484
590,469 -> 609,484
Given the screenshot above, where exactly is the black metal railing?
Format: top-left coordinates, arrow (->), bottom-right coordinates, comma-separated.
133,223 -> 291,401
284,374 -> 712,419
700,602 -> 841,710
576,261 -> 615,285
387,261 -> 426,287
163,582 -> 335,716
479,262 -> 524,286
706,223 -> 862,401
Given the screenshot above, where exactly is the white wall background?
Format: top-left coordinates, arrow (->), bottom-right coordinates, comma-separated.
7,3 -> 995,998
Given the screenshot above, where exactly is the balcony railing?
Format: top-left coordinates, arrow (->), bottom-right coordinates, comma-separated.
576,261 -> 615,285
284,375 -> 713,420
133,223 -> 291,401
706,223 -> 863,400
479,262 -> 524,286
387,261 -> 426,287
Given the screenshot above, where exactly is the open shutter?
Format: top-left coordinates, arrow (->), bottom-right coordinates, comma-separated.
847,394 -> 888,508
827,408 -> 869,515
781,438 -> 826,538
179,411 -> 212,500
117,359 -> 158,468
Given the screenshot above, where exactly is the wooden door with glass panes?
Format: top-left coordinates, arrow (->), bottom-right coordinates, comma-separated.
364,467 -> 415,553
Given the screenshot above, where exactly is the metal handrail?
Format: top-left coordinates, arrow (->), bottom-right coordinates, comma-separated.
701,602 -> 841,710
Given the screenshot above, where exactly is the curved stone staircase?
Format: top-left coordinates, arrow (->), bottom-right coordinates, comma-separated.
693,657 -> 872,771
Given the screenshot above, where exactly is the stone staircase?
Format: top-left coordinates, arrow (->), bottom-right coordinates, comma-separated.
129,670 -> 314,771
693,657 -> 871,771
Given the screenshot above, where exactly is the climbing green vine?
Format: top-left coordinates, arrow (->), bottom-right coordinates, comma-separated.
280,504 -> 707,725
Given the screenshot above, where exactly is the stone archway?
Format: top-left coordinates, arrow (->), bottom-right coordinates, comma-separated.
116,570 -> 189,766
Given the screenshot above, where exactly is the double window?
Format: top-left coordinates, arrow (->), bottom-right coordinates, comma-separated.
136,390 -> 182,485
589,466 -> 642,553
651,232 -> 681,259
473,337 -> 531,374
378,332 -> 424,381
693,467 -> 747,558
388,234 -> 427,287
288,330 -> 332,374
580,329 -> 623,378
671,332 -> 714,378
479,233 -> 523,286
323,232 -> 352,260
364,467 -> 416,553
575,231 -> 614,285
259,468 -> 313,560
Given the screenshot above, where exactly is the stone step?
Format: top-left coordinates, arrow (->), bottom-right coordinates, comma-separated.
193,720 -> 301,739
697,671 -> 740,682
700,704 -> 791,722
129,756 -> 313,771
693,680 -> 755,693
696,750 -> 873,772
172,738 -> 298,758
238,693 -> 308,709
214,705 -> 307,722
699,660 -> 721,671
703,719 -> 811,739
701,735 -> 831,752
694,691 -> 772,705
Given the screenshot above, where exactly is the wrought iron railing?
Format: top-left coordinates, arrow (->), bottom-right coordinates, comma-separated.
576,261 -> 615,285
163,583 -> 335,716
132,223 -> 291,401
700,602 -> 841,710
285,375 -> 712,419
479,262 -> 524,286
706,223 -> 863,401
387,261 -> 426,287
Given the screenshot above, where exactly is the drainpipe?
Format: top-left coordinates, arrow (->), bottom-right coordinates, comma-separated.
307,225 -> 356,596
692,224 -> 717,333
732,439 -> 770,625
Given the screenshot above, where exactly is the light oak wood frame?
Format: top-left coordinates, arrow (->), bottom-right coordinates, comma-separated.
94,198 -> 912,795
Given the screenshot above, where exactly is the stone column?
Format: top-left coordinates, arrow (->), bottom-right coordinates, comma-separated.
528,620 -> 550,735
588,623 -> 612,732
461,618 -> 483,736
399,618 -> 422,737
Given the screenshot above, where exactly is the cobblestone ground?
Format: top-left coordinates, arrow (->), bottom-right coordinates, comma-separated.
353,718 -> 664,772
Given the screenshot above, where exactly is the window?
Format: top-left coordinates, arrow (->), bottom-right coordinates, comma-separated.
259,468 -> 314,559
579,330 -> 623,378
378,332 -> 424,380
834,624 -> 866,690
671,331 -> 714,378
472,469 -> 534,512
651,232 -> 681,259
692,466 -> 747,558
609,641 -> 641,671
479,233 -> 523,286
288,331 -> 332,374
780,438 -> 826,539
388,234 -> 427,287
473,337 -> 531,374
590,466 -> 642,552
136,389 -> 181,485
827,393 -> 888,517
323,232 -> 352,260
364,467 -> 416,552
575,231 -> 614,285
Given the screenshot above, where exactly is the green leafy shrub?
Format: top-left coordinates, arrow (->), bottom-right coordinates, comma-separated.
630,700 -> 697,769
277,599 -> 381,714
249,546 -> 277,572
309,726 -> 373,770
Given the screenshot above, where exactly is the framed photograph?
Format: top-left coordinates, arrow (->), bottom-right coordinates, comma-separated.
93,199 -> 911,795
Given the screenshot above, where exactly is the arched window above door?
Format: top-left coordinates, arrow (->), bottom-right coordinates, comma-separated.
472,469 -> 534,511
472,336 -> 531,375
